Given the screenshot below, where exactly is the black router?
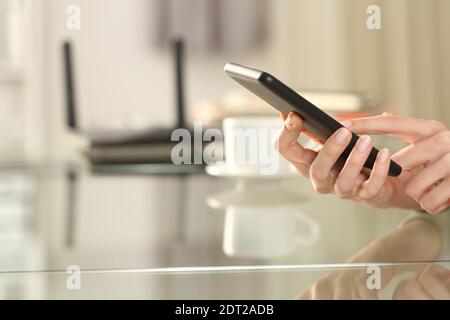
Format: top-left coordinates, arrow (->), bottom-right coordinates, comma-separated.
62,39 -> 199,164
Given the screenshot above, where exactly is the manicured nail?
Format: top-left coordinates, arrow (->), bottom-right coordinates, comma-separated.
378,148 -> 389,163
286,113 -> 295,128
335,128 -> 350,144
340,120 -> 352,128
357,136 -> 371,152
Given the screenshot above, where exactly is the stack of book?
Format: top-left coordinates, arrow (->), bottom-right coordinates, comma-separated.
192,90 -> 381,126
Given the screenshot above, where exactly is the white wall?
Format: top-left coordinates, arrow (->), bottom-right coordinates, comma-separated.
284,0 -> 450,123
0,0 -> 46,163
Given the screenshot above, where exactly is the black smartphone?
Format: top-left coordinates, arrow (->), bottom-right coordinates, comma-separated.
224,62 -> 402,177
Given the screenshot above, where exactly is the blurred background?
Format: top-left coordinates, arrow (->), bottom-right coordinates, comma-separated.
0,0 -> 449,163
0,0 -> 449,299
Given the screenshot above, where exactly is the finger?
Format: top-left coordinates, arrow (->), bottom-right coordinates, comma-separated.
334,135 -> 372,198
344,114 -> 446,143
356,281 -> 379,300
419,177 -> 450,214
309,127 -> 352,194
422,264 -> 450,279
393,279 -> 410,300
274,112 -> 317,177
433,199 -> 450,214
310,280 -> 333,300
284,146 -> 317,177
393,278 -> 434,300
396,165 -> 426,187
405,154 -> 450,201
352,174 -> 367,197
391,130 -> 450,170
275,112 -> 303,150
418,265 -> 450,300
295,290 -> 312,300
393,280 -> 412,300
334,284 -> 354,300
359,148 -> 390,200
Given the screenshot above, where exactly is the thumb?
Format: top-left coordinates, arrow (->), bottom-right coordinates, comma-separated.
274,112 -> 303,151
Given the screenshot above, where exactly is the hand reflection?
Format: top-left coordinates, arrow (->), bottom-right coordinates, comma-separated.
393,264 -> 450,300
296,218 -> 449,300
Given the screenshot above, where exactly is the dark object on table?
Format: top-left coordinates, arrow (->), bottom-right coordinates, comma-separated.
62,39 -> 201,164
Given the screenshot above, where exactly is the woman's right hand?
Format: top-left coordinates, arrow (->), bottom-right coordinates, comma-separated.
274,112 -> 420,211
343,113 -> 450,214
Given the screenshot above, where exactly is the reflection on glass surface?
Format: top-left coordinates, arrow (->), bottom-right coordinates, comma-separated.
297,218 -> 450,299
0,164 -> 448,299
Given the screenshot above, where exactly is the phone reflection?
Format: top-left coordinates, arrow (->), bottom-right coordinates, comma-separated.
296,218 -> 450,300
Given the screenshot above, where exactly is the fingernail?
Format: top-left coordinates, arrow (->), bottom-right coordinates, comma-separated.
286,113 -> 295,129
340,120 -> 352,128
357,135 -> 371,152
378,148 -> 389,163
335,128 -> 350,144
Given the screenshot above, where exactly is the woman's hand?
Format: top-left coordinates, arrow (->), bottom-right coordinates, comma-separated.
346,113 -> 450,214
274,112 -> 418,211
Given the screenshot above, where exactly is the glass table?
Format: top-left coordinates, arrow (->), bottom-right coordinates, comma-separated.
0,162 -> 449,299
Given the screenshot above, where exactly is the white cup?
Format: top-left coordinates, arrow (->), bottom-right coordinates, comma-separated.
222,205 -> 321,259
222,116 -> 293,176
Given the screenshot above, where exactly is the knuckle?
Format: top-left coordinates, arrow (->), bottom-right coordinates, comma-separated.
372,169 -> 387,183
312,182 -> 329,194
321,143 -> 342,160
363,186 -> 378,199
404,182 -> 418,199
337,192 -> 352,199
383,113 -> 396,120
383,113 -> 400,124
420,199 -> 435,215
421,264 -> 446,277
419,265 -> 436,279
272,137 -> 282,153
429,120 -> 446,132
434,130 -> 450,147
335,182 -> 353,197
309,164 -> 327,183
295,168 -> 309,178
349,154 -> 363,166
273,139 -> 292,156
311,279 -> 329,294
